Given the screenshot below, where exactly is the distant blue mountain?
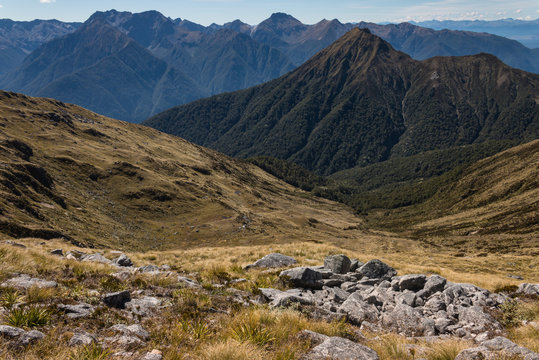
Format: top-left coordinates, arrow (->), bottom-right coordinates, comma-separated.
413,19 -> 539,48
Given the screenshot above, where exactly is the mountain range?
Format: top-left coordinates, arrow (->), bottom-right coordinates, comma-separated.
414,18 -> 539,48
0,11 -> 538,122
0,19 -> 80,76
145,28 -> 539,176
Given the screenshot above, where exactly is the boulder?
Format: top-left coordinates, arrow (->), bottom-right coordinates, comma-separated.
517,283 -> 539,296
69,331 -> 96,346
245,253 -> 297,269
58,303 -> 95,319
455,337 -> 539,360
296,330 -> 329,346
138,265 -> 159,273
324,254 -> 352,274
421,275 -> 447,298
110,324 -> 150,341
457,306 -> 502,334
177,276 -> 201,288
381,303 -> 435,336
356,260 -> 397,281
280,267 -> 323,289
126,296 -> 161,317
81,253 -> 113,264
349,259 -> 362,272
0,325 -> 25,339
17,330 -> 44,347
103,335 -> 144,350
338,292 -> 379,325
398,274 -> 427,292
301,336 -> 379,360
141,350 -> 163,360
103,291 -> 131,309
115,254 -> 133,267
1,274 -> 57,289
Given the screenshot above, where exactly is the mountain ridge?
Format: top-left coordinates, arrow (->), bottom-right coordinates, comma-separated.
145,28 -> 539,175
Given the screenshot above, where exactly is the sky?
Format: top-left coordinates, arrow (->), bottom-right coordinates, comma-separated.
0,0 -> 537,25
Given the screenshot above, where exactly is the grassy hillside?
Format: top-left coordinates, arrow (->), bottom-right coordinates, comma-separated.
0,90 -> 377,251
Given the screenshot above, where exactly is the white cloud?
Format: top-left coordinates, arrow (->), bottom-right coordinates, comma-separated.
515,9 -> 522,13
40,0 -> 56,3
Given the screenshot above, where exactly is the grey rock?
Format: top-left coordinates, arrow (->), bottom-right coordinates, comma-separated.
103,290 -> 131,309
423,275 -> 447,298
259,288 -> 283,301
138,265 -> 159,273
104,335 -> 144,350
110,324 -> 150,341
508,274 -> 524,280
396,292 -> 416,307
115,254 -> 133,267
81,253 -> 112,264
517,283 -> 539,296
458,306 -> 502,334
324,254 -> 351,274
338,292 -> 379,325
0,325 -> 25,338
356,260 -> 397,281
18,330 -> 44,347
58,303 -> 94,319
50,249 -> 63,256
69,331 -> 96,346
65,250 -> 86,260
296,330 -> 329,346
177,276 -> 201,288
271,293 -> 313,308
141,350 -> 163,360
280,267 -> 323,289
1,274 -> 57,289
245,253 -> 297,269
423,296 -> 446,313
349,259 -> 362,272
381,303 -> 434,336
126,296 -> 161,317
399,274 -> 427,292
482,336 -> 539,358
301,336 -> 379,360
434,317 -> 453,334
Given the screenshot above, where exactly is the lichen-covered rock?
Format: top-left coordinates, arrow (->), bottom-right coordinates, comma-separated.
324,254 -> 352,274
69,331 -> 96,346
81,253 -> 112,264
338,292 -> 380,326
245,253 -> 297,269
356,260 -> 397,281
1,274 -> 57,289
17,330 -> 44,347
58,303 -> 95,319
517,283 -> 539,296
280,267 -> 323,289
301,335 -> 379,359
126,296 -> 162,317
0,325 -> 25,339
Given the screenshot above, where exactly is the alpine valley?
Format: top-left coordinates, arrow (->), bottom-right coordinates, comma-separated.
0,7 -> 537,360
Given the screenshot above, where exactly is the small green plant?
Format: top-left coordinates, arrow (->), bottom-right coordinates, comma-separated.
0,287 -> 23,310
99,275 -> 126,292
178,318 -> 210,340
6,306 -> 52,328
68,344 -> 112,360
26,285 -> 56,303
73,266 -> 87,281
500,298 -> 523,328
230,322 -> 274,346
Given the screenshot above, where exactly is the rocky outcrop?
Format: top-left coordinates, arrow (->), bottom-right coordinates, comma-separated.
103,290 -> 131,309
263,259 -> 509,339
